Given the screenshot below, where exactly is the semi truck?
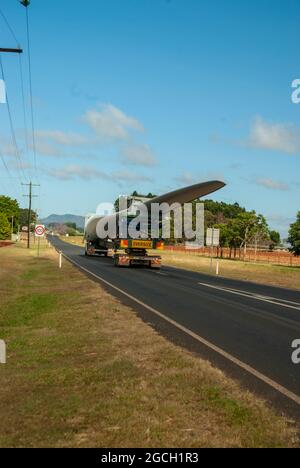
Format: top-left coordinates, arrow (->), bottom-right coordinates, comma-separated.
84,180 -> 225,269
84,212 -> 164,269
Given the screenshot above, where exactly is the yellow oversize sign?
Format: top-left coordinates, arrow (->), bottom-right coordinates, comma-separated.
132,240 -> 153,249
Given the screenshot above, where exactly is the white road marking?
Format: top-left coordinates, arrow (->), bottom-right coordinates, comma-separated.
198,283 -> 300,311
222,286 -> 300,306
62,252 -> 300,406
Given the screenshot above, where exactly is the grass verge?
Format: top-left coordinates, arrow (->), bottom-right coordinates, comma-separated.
1,242 -> 298,447
156,250 -> 300,290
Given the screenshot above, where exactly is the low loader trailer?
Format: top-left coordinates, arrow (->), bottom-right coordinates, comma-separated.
85,238 -> 164,269
113,239 -> 164,269
84,180 -> 226,270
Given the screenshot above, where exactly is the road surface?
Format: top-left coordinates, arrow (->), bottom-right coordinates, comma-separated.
50,237 -> 300,415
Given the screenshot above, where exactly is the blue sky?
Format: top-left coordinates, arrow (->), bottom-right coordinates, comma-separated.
0,0 -> 300,237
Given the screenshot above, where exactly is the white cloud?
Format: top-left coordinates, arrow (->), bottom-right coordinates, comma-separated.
111,170 -> 152,183
46,165 -> 152,183
35,130 -> 87,146
255,178 -> 289,191
33,140 -> 62,157
175,171 -> 197,185
83,104 -> 144,140
175,171 -> 225,186
46,165 -> 107,181
8,160 -> 33,171
0,135 -> 18,157
121,144 -> 157,167
249,117 -> 300,154
32,130 -> 89,157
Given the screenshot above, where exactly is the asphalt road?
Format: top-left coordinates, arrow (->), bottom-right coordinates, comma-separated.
50,237 -> 300,414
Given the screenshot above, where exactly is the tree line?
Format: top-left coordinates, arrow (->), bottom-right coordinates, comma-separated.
201,200 -> 279,259
115,192 -> 300,257
0,195 -> 37,240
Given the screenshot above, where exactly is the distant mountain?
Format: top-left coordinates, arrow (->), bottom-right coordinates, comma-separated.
40,214 -> 85,229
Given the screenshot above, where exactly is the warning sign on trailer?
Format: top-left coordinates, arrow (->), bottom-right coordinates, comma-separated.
34,225 -> 46,238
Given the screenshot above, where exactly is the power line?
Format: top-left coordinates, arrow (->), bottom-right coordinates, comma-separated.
0,150 -> 13,194
18,53 -> 32,179
0,6 -> 20,47
24,5 -> 38,181
0,55 -> 28,183
0,147 -> 12,179
0,147 -> 22,199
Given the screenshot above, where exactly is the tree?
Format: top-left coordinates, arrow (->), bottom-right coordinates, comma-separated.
249,214 -> 269,257
0,212 -> 11,240
65,222 -> 77,230
66,226 -> 77,236
269,230 -> 281,251
215,212 -> 269,259
288,212 -> 300,256
0,196 -> 19,233
204,200 -> 246,219
230,212 -> 257,258
114,191 -> 157,212
19,208 -> 37,230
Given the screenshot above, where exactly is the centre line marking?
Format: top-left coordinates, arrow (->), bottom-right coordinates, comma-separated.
198,283 -> 300,311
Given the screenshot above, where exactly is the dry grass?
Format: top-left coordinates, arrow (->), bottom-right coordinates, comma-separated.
60,235 -> 84,246
1,241 -> 298,447
150,250 -> 300,291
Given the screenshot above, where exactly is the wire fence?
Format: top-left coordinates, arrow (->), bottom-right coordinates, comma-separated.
164,246 -> 300,267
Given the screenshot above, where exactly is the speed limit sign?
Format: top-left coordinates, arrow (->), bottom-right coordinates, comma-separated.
35,225 -> 46,237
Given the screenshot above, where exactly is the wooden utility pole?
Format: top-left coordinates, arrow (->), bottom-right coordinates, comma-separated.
22,181 -> 39,249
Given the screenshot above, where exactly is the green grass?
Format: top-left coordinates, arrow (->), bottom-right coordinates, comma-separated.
0,294 -> 57,328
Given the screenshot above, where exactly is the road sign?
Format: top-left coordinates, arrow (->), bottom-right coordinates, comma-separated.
206,228 -> 220,247
35,225 -> 46,237
21,226 -> 29,232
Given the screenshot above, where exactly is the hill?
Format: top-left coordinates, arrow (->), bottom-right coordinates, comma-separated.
40,214 -> 85,229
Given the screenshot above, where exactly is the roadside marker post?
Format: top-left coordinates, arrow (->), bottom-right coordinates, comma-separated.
0,340 -> 6,364
216,259 -> 220,276
59,251 -> 62,269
